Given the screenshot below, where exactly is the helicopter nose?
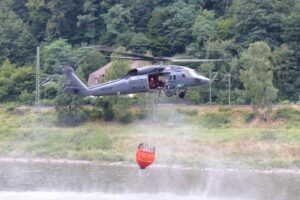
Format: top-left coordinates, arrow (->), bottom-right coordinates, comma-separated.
202,77 -> 210,84
194,77 -> 210,85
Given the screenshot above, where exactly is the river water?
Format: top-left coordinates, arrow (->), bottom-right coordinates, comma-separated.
0,159 -> 299,200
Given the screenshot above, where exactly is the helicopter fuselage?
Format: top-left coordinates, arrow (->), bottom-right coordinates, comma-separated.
63,65 -> 210,98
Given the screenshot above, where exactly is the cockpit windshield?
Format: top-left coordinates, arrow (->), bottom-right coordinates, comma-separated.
187,69 -> 199,78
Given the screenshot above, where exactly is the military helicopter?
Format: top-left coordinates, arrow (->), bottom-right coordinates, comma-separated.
63,49 -> 227,99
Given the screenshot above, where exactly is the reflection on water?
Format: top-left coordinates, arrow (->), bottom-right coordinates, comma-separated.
0,160 -> 299,200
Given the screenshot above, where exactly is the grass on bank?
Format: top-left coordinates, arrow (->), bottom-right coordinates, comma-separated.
0,104 -> 299,169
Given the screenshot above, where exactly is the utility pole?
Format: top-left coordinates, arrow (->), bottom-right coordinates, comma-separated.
35,46 -> 40,116
209,70 -> 211,104
228,74 -> 231,106
209,70 -> 219,104
223,74 -> 231,106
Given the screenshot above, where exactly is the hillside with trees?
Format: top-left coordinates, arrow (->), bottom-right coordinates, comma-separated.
0,0 -> 299,107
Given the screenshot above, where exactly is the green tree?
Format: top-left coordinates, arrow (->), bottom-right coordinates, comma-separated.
147,8 -> 171,55
193,10 -> 217,45
0,59 -> 15,102
272,44 -> 299,101
274,0 -> 295,14
41,39 -> 74,74
202,39 -> 237,104
77,49 -> 107,81
0,59 -> 16,78
130,0 -> 157,32
203,0 -> 233,16
41,39 -> 87,74
217,18 -> 236,39
185,0 -> 206,8
0,59 -> 34,102
11,66 -> 35,99
5,0 -> 30,23
0,1 -> 37,66
103,48 -> 131,81
186,10 -> 217,57
239,41 -> 278,118
280,0 -> 300,101
26,0 -> 50,41
76,0 -> 106,43
147,1 -> 198,54
284,0 -> 300,64
233,0 -> 283,48
102,4 -> 134,44
129,33 -> 150,53
45,0 -> 83,42
163,1 -> 198,52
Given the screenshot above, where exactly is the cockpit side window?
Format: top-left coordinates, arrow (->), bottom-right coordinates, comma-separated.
182,74 -> 186,78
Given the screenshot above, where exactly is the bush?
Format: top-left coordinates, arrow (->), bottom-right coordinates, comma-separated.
103,105 -> 114,121
114,105 -> 135,124
201,112 -> 230,128
119,111 -> 134,124
82,97 -> 95,105
275,106 -> 300,120
135,108 -> 148,120
176,108 -> 198,116
97,99 -> 115,121
280,100 -> 292,106
40,99 -> 56,106
5,106 -> 30,115
5,106 -> 16,113
41,83 -> 58,99
88,107 -> 103,120
244,112 -> 256,123
57,109 -> 89,126
218,107 -> 232,113
18,90 -> 33,104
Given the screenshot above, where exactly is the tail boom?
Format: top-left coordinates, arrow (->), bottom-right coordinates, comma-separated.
63,66 -> 89,95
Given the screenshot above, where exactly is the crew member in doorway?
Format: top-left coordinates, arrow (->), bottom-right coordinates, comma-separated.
149,77 -> 156,89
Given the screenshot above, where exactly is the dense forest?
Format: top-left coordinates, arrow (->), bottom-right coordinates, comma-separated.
0,0 -> 300,105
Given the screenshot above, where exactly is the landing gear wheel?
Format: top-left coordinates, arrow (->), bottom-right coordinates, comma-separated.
165,90 -> 173,97
179,91 -> 186,99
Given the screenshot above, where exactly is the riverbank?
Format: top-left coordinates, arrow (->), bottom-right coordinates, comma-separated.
0,104 -> 299,169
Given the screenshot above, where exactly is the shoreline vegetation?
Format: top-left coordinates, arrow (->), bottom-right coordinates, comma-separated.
0,104 -> 299,170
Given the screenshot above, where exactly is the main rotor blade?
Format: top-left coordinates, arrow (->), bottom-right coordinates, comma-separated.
85,46 -> 157,61
104,56 -> 144,60
166,58 -> 230,62
83,46 -> 230,63
82,45 -> 108,49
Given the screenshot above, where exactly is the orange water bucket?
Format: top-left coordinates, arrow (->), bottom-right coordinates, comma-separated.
136,144 -> 155,169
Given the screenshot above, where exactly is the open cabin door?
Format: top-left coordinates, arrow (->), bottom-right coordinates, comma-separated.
148,74 -> 165,89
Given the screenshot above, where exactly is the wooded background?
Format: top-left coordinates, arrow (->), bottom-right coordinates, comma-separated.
0,0 -> 299,105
